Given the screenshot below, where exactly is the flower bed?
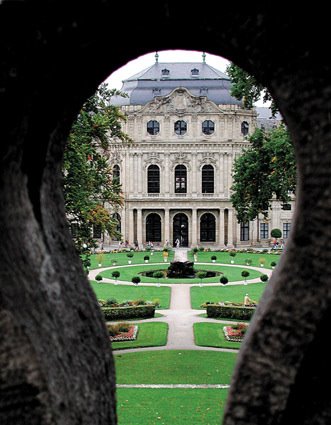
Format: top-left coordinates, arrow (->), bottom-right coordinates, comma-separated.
223,323 -> 248,342
108,324 -> 139,342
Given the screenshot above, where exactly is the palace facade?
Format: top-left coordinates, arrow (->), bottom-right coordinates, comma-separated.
104,56 -> 293,248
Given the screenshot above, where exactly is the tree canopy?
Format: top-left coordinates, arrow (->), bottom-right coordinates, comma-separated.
230,125 -> 296,223
63,83 -> 131,253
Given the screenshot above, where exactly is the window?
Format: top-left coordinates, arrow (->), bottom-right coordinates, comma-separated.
93,224 -> 102,239
282,203 -> 292,210
191,68 -> 199,76
200,213 -> 216,242
175,165 -> 187,193
202,120 -> 215,135
283,222 -> 291,239
113,164 -> 120,184
112,213 -> 121,240
202,164 -> 214,193
260,222 -> 269,239
146,213 -> 161,242
174,120 -> 187,135
241,121 -> 249,136
147,120 -> 160,135
240,222 -> 249,241
161,68 -> 170,76
147,165 -> 160,193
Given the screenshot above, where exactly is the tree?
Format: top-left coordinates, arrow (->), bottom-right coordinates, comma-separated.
63,83 -> 131,253
231,125 -> 296,222
226,62 -> 278,115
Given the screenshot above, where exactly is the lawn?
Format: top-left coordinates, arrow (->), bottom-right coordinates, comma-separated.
114,350 -> 237,385
90,281 -> 171,309
194,322 -> 242,349
111,322 -> 168,350
98,264 -> 263,285
117,388 -> 228,425
191,282 -> 267,309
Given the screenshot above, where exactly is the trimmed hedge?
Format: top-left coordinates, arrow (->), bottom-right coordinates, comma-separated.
101,305 -> 155,320
206,304 -> 256,320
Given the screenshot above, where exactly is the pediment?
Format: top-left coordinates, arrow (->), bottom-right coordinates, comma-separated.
140,87 -> 222,115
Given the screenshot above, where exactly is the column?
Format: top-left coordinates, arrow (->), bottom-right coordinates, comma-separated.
164,209 -> 170,245
138,153 -> 142,195
137,209 -> 143,247
219,209 -> 224,246
133,154 -> 138,195
192,154 -> 197,196
129,154 -> 134,194
121,208 -> 126,243
220,153 -> 224,193
164,154 -> 170,196
191,208 -> 198,247
128,209 -> 134,245
228,208 -> 234,247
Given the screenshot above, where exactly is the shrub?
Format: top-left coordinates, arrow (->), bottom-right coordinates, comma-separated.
153,271 -> 164,279
196,271 -> 207,280
206,304 -> 255,320
211,255 -> 217,261
132,276 -> 141,285
111,270 -> 120,279
95,274 -> 103,281
245,259 -> 252,266
241,270 -> 250,278
127,252 -> 134,258
133,298 -> 146,306
259,258 -> 266,266
144,255 -> 150,261
260,274 -> 269,282
220,276 -> 229,285
192,247 -> 199,253
229,251 -> 236,257
152,298 -> 160,307
199,247 -> 205,252
105,298 -> 118,306
271,228 -> 282,238
102,305 -> 155,320
270,261 -> 277,267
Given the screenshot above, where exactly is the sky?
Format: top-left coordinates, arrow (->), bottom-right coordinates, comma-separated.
103,49 -> 268,107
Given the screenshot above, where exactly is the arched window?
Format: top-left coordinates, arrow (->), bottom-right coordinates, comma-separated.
202,120 -> 215,135
175,165 -> 187,193
112,213 -> 121,240
113,164 -> 120,184
147,120 -> 160,135
202,164 -> 214,193
200,213 -> 216,242
241,121 -> 249,136
147,165 -> 160,193
146,213 -> 161,242
174,120 -> 187,135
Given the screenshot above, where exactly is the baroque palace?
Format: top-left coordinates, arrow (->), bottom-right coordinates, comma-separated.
105,53 -> 293,249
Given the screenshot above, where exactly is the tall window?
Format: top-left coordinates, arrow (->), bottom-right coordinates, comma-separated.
202,120 -> 215,135
283,222 -> 291,239
202,164 -> 214,193
147,165 -> 160,193
240,222 -> 249,241
241,121 -> 249,136
175,165 -> 187,193
113,164 -> 120,184
174,120 -> 187,135
146,213 -> 161,242
200,213 -> 216,242
260,222 -> 269,239
112,213 -> 121,240
147,120 -> 160,135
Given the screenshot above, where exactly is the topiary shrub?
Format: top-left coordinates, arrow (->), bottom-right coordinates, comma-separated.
259,258 -> 266,267
229,251 -> 236,257
144,255 -> 150,262
241,270 -> 250,279
111,270 -> 120,279
127,252 -> 134,258
270,261 -> 277,268
260,274 -> 269,282
132,276 -> 141,285
220,276 -> 229,285
211,255 -> 217,261
95,274 -> 103,282
271,228 -> 282,238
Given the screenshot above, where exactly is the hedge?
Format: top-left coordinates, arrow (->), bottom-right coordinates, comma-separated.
206,304 -> 256,320
101,305 -> 155,320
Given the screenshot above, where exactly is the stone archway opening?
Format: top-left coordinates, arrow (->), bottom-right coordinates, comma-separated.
173,212 -> 189,247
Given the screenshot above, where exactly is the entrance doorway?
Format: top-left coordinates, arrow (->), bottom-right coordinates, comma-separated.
173,213 -> 189,247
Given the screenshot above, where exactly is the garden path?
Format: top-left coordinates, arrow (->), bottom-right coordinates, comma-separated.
89,248 -> 272,354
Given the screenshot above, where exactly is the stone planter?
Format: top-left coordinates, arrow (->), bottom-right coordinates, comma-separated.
128,260 -> 132,264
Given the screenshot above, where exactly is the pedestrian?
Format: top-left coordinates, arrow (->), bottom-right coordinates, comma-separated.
175,238 -> 180,248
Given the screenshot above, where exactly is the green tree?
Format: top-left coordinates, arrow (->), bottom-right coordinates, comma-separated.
226,62 -> 278,115
63,83 -> 131,253
231,125 -> 296,222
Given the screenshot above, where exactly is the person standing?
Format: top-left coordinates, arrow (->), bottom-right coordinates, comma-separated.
175,238 -> 180,248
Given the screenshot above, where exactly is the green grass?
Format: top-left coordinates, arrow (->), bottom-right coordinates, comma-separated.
98,264 -> 263,284
191,282 -> 266,309
114,350 -> 237,384
117,388 -> 228,425
90,281 -> 171,309
194,323 -> 242,349
89,250 -> 175,269
111,322 -> 168,350
188,250 -> 280,269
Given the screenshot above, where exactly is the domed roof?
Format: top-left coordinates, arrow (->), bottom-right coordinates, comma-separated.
111,60 -> 242,107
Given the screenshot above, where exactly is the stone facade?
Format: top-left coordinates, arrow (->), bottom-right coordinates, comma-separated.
106,62 -> 294,249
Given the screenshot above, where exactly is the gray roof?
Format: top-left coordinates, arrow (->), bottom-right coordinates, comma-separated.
111,62 -> 242,107
256,107 -> 283,129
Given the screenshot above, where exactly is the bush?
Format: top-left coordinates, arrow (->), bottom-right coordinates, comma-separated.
245,259 -> 252,266
152,298 -> 160,307
241,270 -> 250,278
144,255 -> 150,261
95,274 -> 103,281
271,228 -> 282,238
111,270 -> 120,279
192,247 -> 199,253
127,252 -> 134,258
105,298 -> 118,306
211,255 -> 217,261
102,305 -> 155,320
259,258 -> 266,266
220,276 -> 229,285
206,304 -> 255,320
270,261 -> 277,267
229,251 -> 237,257
153,271 -> 164,279
196,271 -> 207,280
132,276 -> 141,285
260,274 -> 269,282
